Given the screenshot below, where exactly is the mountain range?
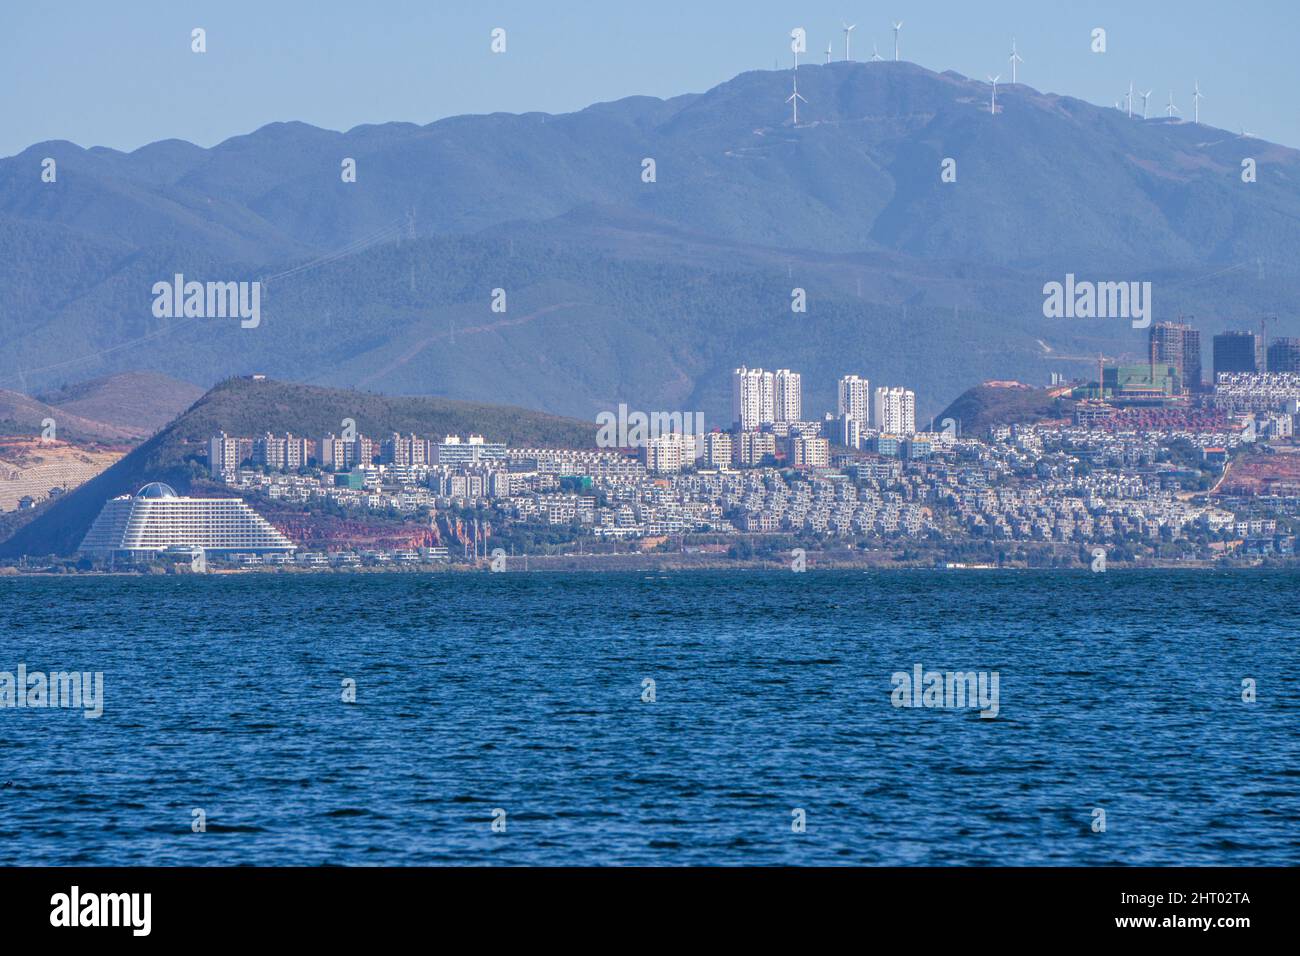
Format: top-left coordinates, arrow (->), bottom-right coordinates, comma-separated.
3,61 -> 1299,425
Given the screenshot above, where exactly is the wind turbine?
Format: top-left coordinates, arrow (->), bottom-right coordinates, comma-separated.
1193,80 -> 1204,124
1239,127 -> 1255,138
842,22 -> 856,61
987,74 -> 1001,114
825,41 -> 833,65
892,21 -> 903,61
787,73 -> 808,125
1166,91 -> 1180,119
870,41 -> 884,62
1139,89 -> 1153,119
1009,38 -> 1023,84
1126,81 -> 1134,119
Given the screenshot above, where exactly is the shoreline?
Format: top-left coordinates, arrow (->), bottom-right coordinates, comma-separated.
1,554 -> 1289,576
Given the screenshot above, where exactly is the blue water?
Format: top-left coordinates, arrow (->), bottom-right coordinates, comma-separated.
1,570 -> 1296,865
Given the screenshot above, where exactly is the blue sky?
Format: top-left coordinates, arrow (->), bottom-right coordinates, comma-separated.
3,0 -> 1297,156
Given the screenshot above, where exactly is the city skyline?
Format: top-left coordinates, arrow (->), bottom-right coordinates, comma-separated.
39,340 -> 1299,567
54,362 -> 1296,564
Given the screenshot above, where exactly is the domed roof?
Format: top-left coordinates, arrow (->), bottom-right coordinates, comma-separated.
136,482 -> 178,499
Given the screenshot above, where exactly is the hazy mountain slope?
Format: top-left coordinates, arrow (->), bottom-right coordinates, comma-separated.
37,372 -> 205,435
0,141 -> 311,263
0,388 -> 138,442
0,227 -> 1289,428
2,61 -> 1298,423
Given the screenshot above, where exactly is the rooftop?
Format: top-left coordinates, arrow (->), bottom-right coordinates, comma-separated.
136,482 -> 178,499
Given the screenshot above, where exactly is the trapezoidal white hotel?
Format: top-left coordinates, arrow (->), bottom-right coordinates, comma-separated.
78,482 -> 296,558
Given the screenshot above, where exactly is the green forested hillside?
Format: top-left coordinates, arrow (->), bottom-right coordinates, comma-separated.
936,383 -> 1073,435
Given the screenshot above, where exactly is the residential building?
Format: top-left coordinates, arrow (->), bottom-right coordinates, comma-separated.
789,435 -> 829,469
382,433 -> 428,466
319,433 -> 373,470
732,430 -> 777,467
431,434 -> 507,466
732,366 -> 774,430
319,434 -> 346,470
1213,372 -> 1300,412
838,375 -> 871,426
702,432 -> 733,470
874,386 -> 916,436
209,432 -> 241,479
252,433 -> 310,471
773,369 -> 802,423
839,414 -> 862,450
643,433 -> 693,474
904,434 -> 937,459
873,434 -> 902,457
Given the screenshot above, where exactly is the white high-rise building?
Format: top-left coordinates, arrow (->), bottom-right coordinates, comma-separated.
252,433 -> 309,471
874,386 -> 916,436
837,375 -> 871,425
78,482 -> 296,558
733,431 -> 777,467
319,434 -> 345,471
773,369 -> 802,423
431,434 -> 507,467
319,433 -> 372,470
790,435 -> 830,469
642,433 -> 699,474
383,433 -> 428,467
840,415 -> 862,450
733,366 -> 775,431
208,432 -> 241,478
733,366 -> 802,429
702,432 -> 733,470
